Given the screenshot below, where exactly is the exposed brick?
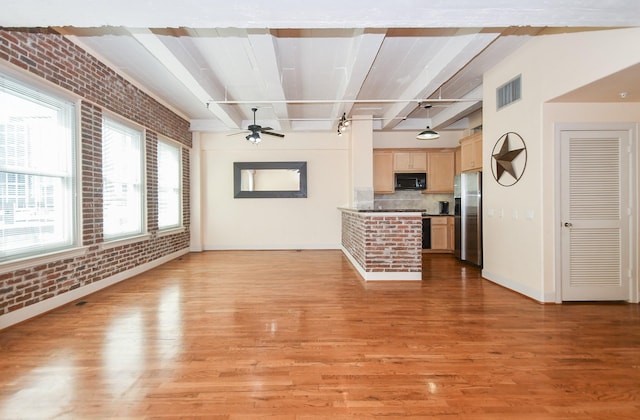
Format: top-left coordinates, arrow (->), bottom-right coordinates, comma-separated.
0,28 -> 192,318
342,211 -> 422,274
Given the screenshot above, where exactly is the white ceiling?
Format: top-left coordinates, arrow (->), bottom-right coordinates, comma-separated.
3,1 -> 639,135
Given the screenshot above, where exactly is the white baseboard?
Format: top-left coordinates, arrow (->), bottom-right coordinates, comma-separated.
340,246 -> 422,281
0,248 -> 190,330
481,269 -> 549,302
203,244 -> 340,250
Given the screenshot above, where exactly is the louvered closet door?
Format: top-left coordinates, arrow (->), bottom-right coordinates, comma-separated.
560,130 -> 630,301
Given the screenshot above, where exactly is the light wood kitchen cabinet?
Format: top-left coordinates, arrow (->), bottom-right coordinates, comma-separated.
428,216 -> 454,252
447,216 -> 455,251
426,151 -> 455,193
393,151 -> 427,172
373,150 -> 394,194
454,146 -> 462,175
460,132 -> 482,172
430,217 -> 449,250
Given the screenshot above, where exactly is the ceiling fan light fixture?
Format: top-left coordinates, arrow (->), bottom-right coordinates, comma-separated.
416,127 -> 440,140
246,132 -> 261,144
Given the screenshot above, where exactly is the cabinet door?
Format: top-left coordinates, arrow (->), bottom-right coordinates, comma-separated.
447,216 -> 455,250
472,137 -> 483,170
393,152 -> 412,171
454,147 -> 462,175
409,152 -> 427,171
460,133 -> 482,172
427,152 -> 455,192
373,151 -> 394,193
430,217 -> 448,250
394,151 -> 427,172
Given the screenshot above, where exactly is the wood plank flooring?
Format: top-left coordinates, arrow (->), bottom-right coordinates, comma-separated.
1,250 -> 639,419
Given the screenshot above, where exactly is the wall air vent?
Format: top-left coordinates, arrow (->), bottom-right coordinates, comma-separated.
497,75 -> 521,110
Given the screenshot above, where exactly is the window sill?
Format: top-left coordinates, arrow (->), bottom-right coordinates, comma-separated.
0,246 -> 89,273
101,233 -> 152,250
156,226 -> 186,238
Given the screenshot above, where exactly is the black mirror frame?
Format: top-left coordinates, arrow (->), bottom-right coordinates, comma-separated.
233,161 -> 308,198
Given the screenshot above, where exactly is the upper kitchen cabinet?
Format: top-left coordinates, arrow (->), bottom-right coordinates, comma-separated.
460,132 -> 483,172
426,151 -> 455,193
454,146 -> 462,175
394,151 -> 427,172
373,150 -> 394,194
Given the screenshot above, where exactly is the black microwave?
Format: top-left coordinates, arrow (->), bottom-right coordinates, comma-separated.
395,173 -> 427,190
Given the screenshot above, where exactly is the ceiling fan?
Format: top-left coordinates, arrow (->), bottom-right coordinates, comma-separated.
236,107 -> 285,144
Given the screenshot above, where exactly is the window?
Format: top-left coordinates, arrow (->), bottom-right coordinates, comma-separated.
0,75 -> 77,262
102,117 -> 144,240
157,138 -> 182,230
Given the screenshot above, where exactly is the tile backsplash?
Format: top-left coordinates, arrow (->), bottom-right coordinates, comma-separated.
374,190 -> 454,214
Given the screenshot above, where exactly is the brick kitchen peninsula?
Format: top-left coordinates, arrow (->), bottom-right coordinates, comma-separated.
339,208 -> 422,281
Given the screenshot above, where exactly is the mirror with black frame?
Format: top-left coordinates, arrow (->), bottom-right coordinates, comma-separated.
233,161 -> 308,198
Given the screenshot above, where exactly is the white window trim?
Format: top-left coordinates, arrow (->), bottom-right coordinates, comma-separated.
101,112 -> 148,242
0,246 -> 88,273
156,226 -> 186,238
100,233 -> 152,250
157,136 -> 183,232
0,69 -> 81,263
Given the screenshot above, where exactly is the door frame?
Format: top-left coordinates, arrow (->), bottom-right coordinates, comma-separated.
554,122 -> 639,303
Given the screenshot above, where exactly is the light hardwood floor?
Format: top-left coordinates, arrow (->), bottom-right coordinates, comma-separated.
1,250 -> 639,419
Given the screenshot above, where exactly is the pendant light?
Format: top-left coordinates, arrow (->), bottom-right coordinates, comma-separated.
416,127 -> 439,140
416,104 -> 439,140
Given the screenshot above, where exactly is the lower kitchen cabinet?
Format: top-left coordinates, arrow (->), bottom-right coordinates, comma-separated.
427,216 -> 454,253
448,216 -> 455,251
430,217 -> 448,250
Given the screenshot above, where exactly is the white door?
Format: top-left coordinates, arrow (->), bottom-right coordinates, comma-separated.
560,130 -> 630,301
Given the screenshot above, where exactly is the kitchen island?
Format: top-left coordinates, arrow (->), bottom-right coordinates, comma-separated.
339,208 -> 423,281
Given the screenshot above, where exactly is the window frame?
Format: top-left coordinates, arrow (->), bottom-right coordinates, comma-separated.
101,113 -> 147,242
0,70 -> 80,264
157,137 -> 183,232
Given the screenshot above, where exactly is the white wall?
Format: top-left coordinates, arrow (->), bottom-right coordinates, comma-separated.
483,27 -> 640,301
374,129 -> 465,149
199,131 -> 350,249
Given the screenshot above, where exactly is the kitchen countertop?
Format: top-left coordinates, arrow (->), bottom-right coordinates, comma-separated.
338,208 -> 452,216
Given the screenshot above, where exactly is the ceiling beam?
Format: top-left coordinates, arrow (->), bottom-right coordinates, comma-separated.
431,85 -> 483,129
379,28 -> 499,130
126,27 -> 240,128
246,30 -> 291,130
5,1 -> 639,28
331,29 -> 387,123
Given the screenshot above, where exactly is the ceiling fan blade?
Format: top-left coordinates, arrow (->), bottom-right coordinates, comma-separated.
260,127 -> 274,131
262,131 -> 285,138
226,130 -> 249,136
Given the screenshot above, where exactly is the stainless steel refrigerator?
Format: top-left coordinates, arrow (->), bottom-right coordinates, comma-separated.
454,172 -> 482,266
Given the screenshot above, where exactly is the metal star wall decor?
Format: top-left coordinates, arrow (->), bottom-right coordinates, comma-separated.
491,132 -> 527,186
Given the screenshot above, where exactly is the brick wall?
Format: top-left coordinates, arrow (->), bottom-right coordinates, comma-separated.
341,211 -> 422,273
0,28 -> 192,320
